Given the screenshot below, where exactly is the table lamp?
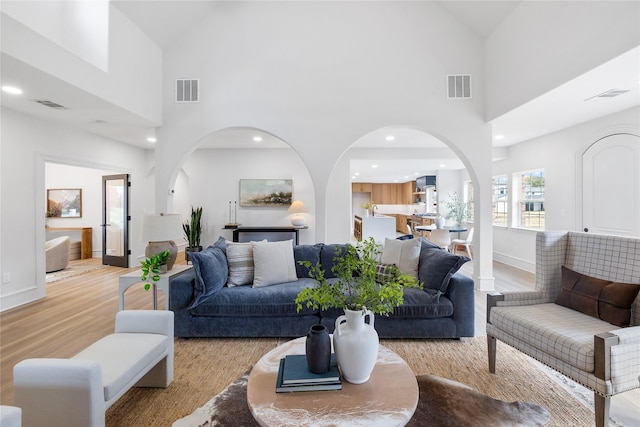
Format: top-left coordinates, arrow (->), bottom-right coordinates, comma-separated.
288,200 -> 306,228
141,213 -> 183,270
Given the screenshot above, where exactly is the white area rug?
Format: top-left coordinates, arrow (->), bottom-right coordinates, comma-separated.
46,265 -> 106,283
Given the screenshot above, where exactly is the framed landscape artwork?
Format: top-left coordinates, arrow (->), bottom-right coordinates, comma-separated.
47,188 -> 82,218
240,179 -> 293,207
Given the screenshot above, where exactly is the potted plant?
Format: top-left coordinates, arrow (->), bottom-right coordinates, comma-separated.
444,192 -> 471,226
183,206 -> 203,262
360,202 -> 372,217
295,237 -> 421,383
140,250 -> 170,291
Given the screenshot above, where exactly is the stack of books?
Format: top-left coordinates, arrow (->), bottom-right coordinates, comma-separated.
275,354 -> 342,392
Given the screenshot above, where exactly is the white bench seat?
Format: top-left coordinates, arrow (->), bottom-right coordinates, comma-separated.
14,310 -> 173,427
73,333 -> 169,404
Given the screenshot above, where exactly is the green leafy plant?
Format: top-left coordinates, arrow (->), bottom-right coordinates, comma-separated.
295,237 -> 422,315
182,206 -> 203,248
140,250 -> 170,291
444,192 -> 471,226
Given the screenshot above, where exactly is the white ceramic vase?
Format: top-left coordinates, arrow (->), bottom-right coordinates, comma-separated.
333,308 -> 379,384
435,215 -> 446,229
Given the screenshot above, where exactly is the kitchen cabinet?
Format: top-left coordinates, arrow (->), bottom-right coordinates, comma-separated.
401,181 -> 415,204
371,184 -> 384,204
352,182 -> 372,193
356,181 -> 416,205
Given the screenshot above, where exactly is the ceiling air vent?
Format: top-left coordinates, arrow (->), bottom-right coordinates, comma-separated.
584,89 -> 630,101
447,75 -> 472,99
33,99 -> 68,109
176,79 -> 199,103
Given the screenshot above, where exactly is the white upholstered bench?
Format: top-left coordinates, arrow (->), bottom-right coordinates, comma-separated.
14,310 -> 173,427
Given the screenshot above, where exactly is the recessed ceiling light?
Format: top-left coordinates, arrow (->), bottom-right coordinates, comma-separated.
354,172 -> 360,176
253,136 -> 263,142
414,172 -> 420,176
494,134 -> 505,140
440,164 -> 446,168
2,85 -> 22,95
147,137 -> 157,143
371,164 -> 378,168
385,135 -> 395,141
394,180 -> 399,183
404,176 -> 409,179
351,176 -> 356,180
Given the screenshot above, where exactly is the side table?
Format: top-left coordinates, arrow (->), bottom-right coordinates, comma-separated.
118,265 -> 192,311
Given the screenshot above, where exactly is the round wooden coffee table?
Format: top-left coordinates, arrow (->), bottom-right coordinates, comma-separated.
247,336 -> 418,426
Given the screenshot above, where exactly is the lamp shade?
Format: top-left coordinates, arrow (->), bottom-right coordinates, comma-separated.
141,214 -> 183,242
288,200 -> 306,228
141,214 -> 183,270
288,200 -> 306,214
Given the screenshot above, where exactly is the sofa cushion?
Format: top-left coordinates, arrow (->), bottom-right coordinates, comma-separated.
381,238 -> 421,279
293,243 -> 323,278
555,266 -> 640,327
189,278 -> 319,317
418,238 -> 469,294
252,240 -> 298,288
321,288 -> 453,320
225,241 -> 262,287
188,247 -> 228,309
320,244 -> 352,279
488,303 -> 618,372
393,288 -> 453,318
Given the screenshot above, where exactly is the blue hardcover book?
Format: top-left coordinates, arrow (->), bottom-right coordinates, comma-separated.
276,358 -> 342,393
281,354 -> 340,385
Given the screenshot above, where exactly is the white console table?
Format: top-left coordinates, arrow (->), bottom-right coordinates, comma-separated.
118,265 -> 193,311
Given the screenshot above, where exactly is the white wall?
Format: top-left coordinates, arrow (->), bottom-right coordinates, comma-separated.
174,148 -> 315,245
158,1 -> 495,289
492,106 -> 640,272
0,108 -> 150,311
485,1 -> 640,121
0,2 -> 162,124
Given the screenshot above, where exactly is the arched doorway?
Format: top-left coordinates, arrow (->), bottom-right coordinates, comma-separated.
169,127 -> 317,246
581,132 -> 640,237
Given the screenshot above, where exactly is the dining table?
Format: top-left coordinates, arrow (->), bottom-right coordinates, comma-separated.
415,225 -> 468,239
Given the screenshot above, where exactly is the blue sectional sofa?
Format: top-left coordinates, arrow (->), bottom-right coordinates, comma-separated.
170,238 -> 474,339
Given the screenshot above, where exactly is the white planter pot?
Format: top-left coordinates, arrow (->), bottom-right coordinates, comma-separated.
333,308 -> 379,384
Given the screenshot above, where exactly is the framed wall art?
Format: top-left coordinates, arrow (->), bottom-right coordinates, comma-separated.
47,188 -> 82,218
239,179 -> 292,207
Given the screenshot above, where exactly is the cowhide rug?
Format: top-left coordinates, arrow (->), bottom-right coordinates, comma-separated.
173,372 -> 550,427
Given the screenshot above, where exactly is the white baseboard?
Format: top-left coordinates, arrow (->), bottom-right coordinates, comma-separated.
493,251 -> 535,274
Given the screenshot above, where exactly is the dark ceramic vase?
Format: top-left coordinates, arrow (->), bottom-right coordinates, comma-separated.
305,324 -> 331,374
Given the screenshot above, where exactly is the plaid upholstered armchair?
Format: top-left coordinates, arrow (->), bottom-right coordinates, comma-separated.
486,231 -> 640,427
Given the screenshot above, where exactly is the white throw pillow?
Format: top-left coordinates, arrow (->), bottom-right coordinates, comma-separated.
380,237 -> 421,279
225,241 -> 263,286
251,240 -> 298,287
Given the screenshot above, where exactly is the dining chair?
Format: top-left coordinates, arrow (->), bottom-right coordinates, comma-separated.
451,227 -> 473,260
428,229 -> 451,251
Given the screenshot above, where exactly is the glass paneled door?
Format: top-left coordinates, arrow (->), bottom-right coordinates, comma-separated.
102,174 -> 130,267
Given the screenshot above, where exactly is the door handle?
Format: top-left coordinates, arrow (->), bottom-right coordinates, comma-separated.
583,227 -> 589,232
100,223 -> 112,227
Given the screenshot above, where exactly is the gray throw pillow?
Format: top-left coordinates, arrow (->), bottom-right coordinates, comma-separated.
418,238 -> 469,294
188,247 -> 228,309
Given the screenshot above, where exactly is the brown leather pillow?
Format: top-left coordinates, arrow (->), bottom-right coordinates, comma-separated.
555,266 -> 640,327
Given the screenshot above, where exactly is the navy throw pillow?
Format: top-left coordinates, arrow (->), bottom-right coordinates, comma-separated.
205,236 -> 227,255
418,238 -> 469,294
293,243 -> 323,278
188,246 -> 228,309
320,244 -> 352,279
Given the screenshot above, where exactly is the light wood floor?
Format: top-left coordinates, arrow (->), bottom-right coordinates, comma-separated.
1,251 -> 638,424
